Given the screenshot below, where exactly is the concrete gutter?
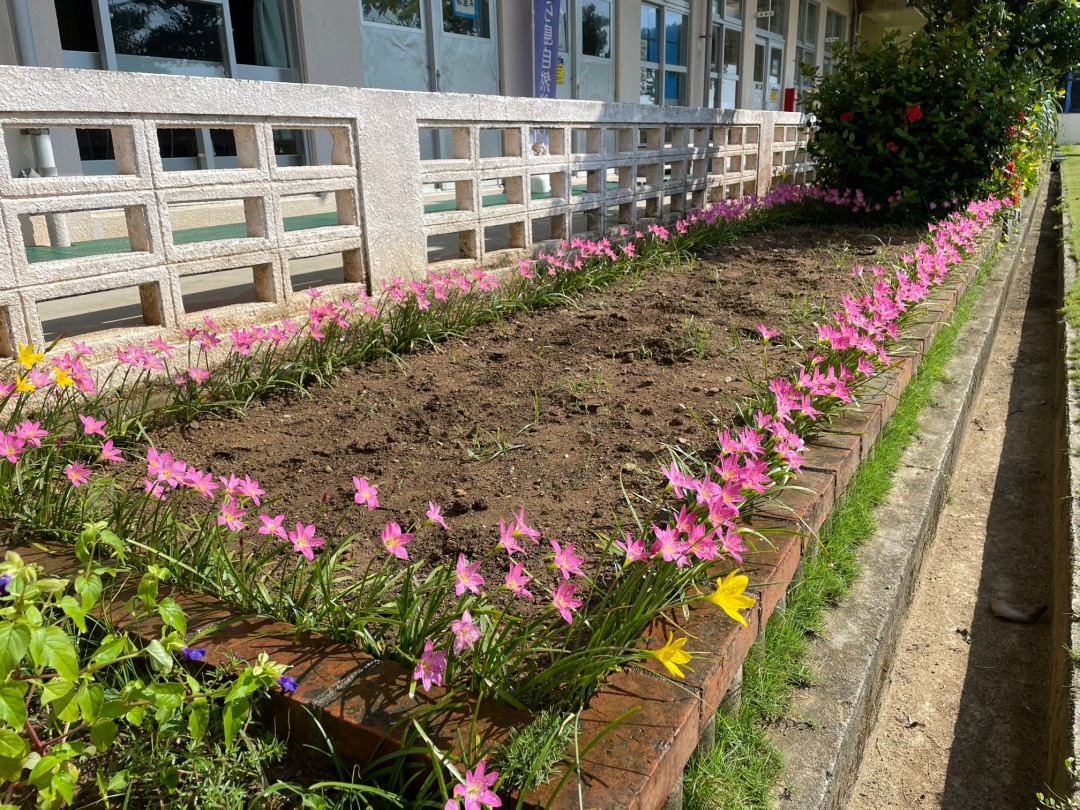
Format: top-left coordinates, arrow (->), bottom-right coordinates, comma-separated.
770,174 -> 1048,809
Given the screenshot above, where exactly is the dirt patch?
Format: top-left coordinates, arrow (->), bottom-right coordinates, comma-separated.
154,223 -> 922,603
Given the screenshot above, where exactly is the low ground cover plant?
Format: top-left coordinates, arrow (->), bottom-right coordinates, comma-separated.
0,181 -> 1012,806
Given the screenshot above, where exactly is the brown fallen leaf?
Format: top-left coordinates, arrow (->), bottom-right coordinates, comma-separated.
990,598 -> 1047,623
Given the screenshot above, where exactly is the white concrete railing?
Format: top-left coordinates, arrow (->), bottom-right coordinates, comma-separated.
0,65 -> 812,356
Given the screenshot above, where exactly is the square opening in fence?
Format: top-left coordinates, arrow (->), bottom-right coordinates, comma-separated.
638,128 -> 661,151
483,222 -> 525,253
39,282 -> 161,342
427,230 -> 478,264
531,213 -> 566,243
570,128 -> 602,155
529,128 -> 565,156
272,126 -> 350,168
481,176 -> 524,208
420,127 -> 470,161
289,250 -> 362,292
637,165 -> 660,189
156,126 -> 256,171
180,265 -> 270,313
281,190 -> 355,231
605,205 -> 622,228
571,207 -> 601,236
20,205 -> 149,264
529,172 -> 565,200
479,128 -> 522,159
5,125 -> 138,178
170,198 -> 265,245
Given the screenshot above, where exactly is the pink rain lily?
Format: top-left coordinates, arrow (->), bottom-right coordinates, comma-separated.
513,508 -> 542,543
98,440 -> 125,464
426,501 -> 449,530
353,476 -> 380,510
614,532 -> 650,564
450,609 -> 482,654
257,513 -> 288,540
78,414 -> 107,437
551,581 -> 583,624
381,521 -> 413,561
497,519 -> 524,556
454,554 -> 485,596
236,474 -> 264,505
288,522 -> 325,561
504,563 -> 534,598
15,420 -> 47,448
0,432 -> 23,464
758,324 -> 779,342
413,640 -> 447,693
64,461 -> 91,488
550,540 -> 584,580
451,759 -> 502,810
182,468 -> 218,498
217,498 -> 247,532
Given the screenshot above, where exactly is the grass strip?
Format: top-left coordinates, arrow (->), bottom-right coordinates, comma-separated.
683,236 -> 1002,809
1060,152 -> 1080,394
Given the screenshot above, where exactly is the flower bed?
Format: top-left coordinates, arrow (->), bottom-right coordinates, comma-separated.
0,187 -> 1010,808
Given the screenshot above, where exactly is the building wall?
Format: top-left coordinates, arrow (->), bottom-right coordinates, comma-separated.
1060,114 -> 1080,145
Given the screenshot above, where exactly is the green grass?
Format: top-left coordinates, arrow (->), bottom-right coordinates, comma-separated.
1060,154 -> 1080,399
683,241 -> 1000,809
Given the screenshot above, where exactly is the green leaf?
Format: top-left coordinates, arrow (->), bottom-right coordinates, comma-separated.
0,728 -> 27,760
58,596 -> 87,634
29,626 -> 79,681
0,754 -> 24,782
155,598 -> 186,635
40,678 -> 73,706
0,680 -> 27,727
160,765 -> 180,792
90,719 -> 117,751
137,574 -> 158,613
125,705 -> 145,727
53,767 -> 75,804
90,636 -> 127,666
0,623 -> 30,679
187,698 -> 208,742
74,572 -> 102,613
145,639 -> 172,674
222,696 -> 248,750
77,684 -> 104,724
104,769 -> 129,792
49,686 -> 80,724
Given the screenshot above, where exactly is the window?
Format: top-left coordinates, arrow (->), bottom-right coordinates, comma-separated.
795,0 -> 818,104
442,0 -> 489,38
640,4 -> 686,106
715,0 -> 742,20
823,9 -> 846,74
708,23 -> 741,108
582,1 -> 611,58
108,0 -> 227,77
362,0 -> 422,28
755,0 -> 785,35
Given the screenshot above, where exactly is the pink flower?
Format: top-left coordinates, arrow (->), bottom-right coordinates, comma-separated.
64,461 -> 91,488
413,640 -> 447,693
381,521 -> 413,561
452,759 -> 502,810
288,522 -> 325,561
513,508 -> 541,543
454,554 -> 485,596
757,324 -> 778,342
497,519 -> 524,556
257,513 -> 288,540
182,468 -> 217,497
217,497 -> 247,532
15,420 -> 47,448
236,474 -> 264,505
504,563 -> 534,598
550,540 -> 584,580
187,366 -> 210,385
551,581 -> 583,624
614,532 -> 650,564
426,500 -> 449,530
78,414 -> 107,437
450,609 -> 482,654
98,440 -> 124,464
353,476 -> 380,510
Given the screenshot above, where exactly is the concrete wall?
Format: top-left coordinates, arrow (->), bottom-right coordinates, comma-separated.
1059,114 -> 1080,145
0,64 -> 811,355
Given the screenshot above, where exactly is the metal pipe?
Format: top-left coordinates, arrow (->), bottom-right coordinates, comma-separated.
7,0 -> 37,65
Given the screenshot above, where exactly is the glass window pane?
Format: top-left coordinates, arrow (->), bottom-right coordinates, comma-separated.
559,3 -> 569,53
582,1 -> 611,58
640,67 -> 659,104
56,0 -> 99,52
640,5 -> 659,64
109,0 -> 226,76
726,0 -> 742,19
362,0 -> 422,27
769,47 -> 782,81
805,1 -> 818,44
724,27 -> 740,72
753,42 -> 765,82
665,12 -> 685,66
663,71 -> 685,106
232,0 -> 291,67
710,24 -> 723,75
443,0 -> 489,37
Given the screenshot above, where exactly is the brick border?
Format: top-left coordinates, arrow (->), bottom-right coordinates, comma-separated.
4,215 -> 1003,809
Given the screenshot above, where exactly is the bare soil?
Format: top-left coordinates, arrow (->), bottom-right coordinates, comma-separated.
154,223 -> 922,604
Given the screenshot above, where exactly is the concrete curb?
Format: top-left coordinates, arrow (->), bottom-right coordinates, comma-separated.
769,177 -> 1047,809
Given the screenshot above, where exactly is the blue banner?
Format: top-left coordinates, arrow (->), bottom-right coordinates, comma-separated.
533,0 -> 561,98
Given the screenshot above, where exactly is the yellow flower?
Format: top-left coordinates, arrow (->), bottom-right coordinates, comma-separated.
16,342 -> 44,370
704,571 -> 757,627
54,367 -> 73,388
648,631 -> 693,678
14,376 -> 35,393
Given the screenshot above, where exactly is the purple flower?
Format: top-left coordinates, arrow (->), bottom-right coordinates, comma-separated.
180,646 -> 206,662
277,675 -> 298,693
0,575 -> 11,597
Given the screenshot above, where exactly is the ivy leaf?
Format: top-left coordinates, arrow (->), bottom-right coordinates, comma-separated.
145,640 -> 172,674
29,626 -> 79,681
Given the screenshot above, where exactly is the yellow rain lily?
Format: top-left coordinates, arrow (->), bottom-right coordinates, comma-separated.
14,376 -> 35,393
16,342 -> 44,370
704,571 -> 757,627
54,367 -> 73,388
648,631 -> 693,678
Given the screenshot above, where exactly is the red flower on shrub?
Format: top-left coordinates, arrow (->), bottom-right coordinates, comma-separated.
839,111 -> 853,122
1006,125 -> 1018,138
886,141 -> 899,153
901,104 -> 923,124
1016,112 -> 1026,122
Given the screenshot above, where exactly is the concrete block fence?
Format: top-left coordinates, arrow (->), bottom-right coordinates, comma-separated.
3,224 -> 998,809
0,65 -> 812,358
